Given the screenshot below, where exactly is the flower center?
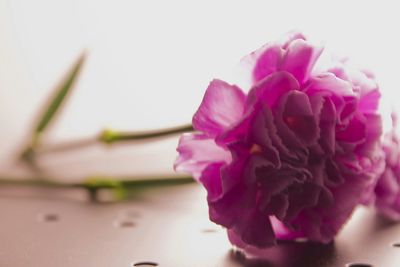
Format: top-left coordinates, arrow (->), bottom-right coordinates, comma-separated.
284,116 -> 301,129
250,144 -> 262,154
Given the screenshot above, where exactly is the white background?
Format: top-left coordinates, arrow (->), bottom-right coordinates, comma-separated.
0,0 -> 399,178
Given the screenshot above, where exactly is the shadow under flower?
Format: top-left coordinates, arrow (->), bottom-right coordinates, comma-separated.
225,208 -> 400,267
227,240 -> 336,267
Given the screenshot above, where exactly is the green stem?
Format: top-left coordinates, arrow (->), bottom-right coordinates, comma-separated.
33,124 -> 194,154
0,175 -> 194,201
19,53 -> 86,161
0,177 -> 78,189
99,124 -> 194,144
0,175 -> 194,190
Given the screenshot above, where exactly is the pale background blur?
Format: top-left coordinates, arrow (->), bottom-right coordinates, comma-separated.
0,0 -> 399,179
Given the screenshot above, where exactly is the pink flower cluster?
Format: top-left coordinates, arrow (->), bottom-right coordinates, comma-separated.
175,32 -> 389,252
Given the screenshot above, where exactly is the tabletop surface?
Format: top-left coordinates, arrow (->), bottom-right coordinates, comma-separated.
1,182 -> 399,267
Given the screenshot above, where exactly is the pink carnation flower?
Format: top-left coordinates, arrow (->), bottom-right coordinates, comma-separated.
175,32 -> 384,252
374,114 -> 400,220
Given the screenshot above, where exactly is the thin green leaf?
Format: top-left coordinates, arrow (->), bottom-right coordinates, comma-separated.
33,52 -> 86,141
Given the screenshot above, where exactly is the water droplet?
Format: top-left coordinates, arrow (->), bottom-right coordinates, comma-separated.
202,228 -> 217,233
115,220 -> 136,228
133,261 -> 158,266
39,213 -> 59,222
346,263 -> 373,267
294,237 -> 308,243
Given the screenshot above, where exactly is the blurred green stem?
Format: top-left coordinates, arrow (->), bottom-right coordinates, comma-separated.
0,175 -> 194,200
20,53 -> 86,164
34,124 -> 194,154
0,175 -> 193,189
99,124 -> 194,144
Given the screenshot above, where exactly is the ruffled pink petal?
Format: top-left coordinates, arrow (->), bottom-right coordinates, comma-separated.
329,63 -> 380,113
250,107 -> 281,167
235,211 -> 276,248
340,96 -> 358,124
192,79 -> 246,136
358,113 -> 383,158
256,105 -> 298,161
345,67 -> 379,97
373,114 -> 400,220
375,169 -> 400,220
174,133 -> 231,180
310,173 -> 372,242
281,91 -> 318,145
241,31 -> 309,89
279,39 -> 323,84
199,163 -> 224,201
317,96 -> 336,154
284,183 -> 322,222
273,95 -> 310,153
306,73 -> 356,124
245,155 -> 294,198
336,114 -> 366,143
247,71 -> 300,109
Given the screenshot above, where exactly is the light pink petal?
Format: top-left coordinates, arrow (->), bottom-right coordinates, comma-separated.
336,114 -> 366,143
271,216 -> 304,240
279,31 -> 307,49
329,63 -> 380,113
174,133 -> 231,180
359,89 -> 381,113
347,68 -> 379,96
192,79 -> 246,136
307,73 -> 354,97
240,31 -> 307,88
253,45 -> 283,83
306,73 -> 356,124
279,39 -> 323,84
340,96 -> 358,123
